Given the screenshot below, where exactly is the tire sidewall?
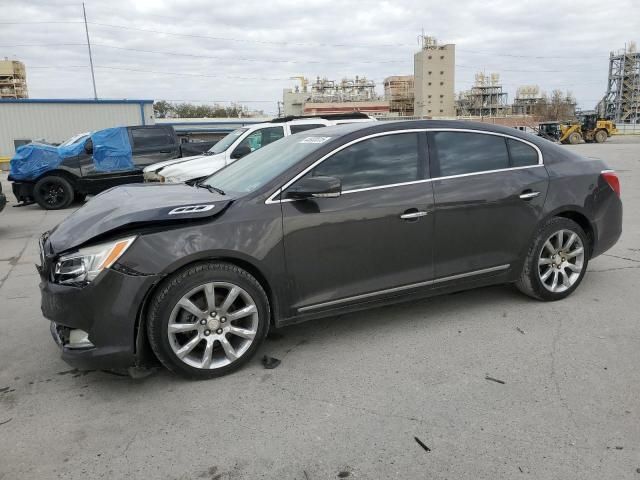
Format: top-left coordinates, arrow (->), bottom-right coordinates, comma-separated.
34,176 -> 74,210
527,218 -> 589,301
147,263 -> 270,379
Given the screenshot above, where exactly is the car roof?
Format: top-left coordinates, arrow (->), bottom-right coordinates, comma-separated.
308,119 -> 550,148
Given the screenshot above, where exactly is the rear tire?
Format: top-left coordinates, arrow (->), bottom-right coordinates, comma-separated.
516,217 -> 589,301
147,262 -> 270,380
33,175 -> 74,210
595,130 -> 607,143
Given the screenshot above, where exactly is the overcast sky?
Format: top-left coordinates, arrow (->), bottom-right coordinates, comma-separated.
2,0 -> 639,115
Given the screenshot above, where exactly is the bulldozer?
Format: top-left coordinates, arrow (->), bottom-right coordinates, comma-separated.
559,113 -> 617,144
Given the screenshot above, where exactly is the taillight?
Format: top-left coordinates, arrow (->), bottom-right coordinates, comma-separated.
601,170 -> 620,197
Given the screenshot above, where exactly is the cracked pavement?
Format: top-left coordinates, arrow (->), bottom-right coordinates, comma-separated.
0,137 -> 639,479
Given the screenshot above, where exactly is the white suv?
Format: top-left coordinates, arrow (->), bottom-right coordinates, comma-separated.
143,115 -> 375,184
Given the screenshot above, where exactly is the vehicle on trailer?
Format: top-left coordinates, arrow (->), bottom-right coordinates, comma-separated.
143,113 -> 376,184
38,120 -> 622,379
559,113 -> 617,145
9,125 -> 181,210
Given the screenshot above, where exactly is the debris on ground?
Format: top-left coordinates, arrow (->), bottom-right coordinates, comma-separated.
337,472 -> 350,478
516,327 -> 526,335
485,375 -> 506,385
0,418 -> 12,426
261,355 -> 281,369
414,436 -> 431,452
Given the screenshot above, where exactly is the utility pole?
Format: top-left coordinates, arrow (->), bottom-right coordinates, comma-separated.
82,2 -> 98,99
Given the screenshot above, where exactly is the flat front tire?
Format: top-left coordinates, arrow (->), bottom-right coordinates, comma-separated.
516,217 -> 589,301
147,262 -> 270,379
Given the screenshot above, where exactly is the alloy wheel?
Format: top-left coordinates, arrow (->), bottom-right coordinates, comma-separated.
538,229 -> 585,293
40,182 -> 66,207
167,282 -> 259,369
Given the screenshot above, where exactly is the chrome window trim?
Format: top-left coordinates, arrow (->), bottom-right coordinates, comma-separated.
297,264 -> 510,312
265,128 -> 544,205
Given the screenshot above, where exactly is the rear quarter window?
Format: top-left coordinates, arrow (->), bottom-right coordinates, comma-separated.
507,138 -> 539,167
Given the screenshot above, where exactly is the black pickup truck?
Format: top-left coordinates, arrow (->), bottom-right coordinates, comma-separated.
10,125 -> 185,210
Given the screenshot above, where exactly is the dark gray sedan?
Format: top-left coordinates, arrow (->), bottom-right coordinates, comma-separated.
38,120 -> 622,379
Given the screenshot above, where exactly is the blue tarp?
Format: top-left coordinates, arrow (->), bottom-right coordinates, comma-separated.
9,127 -> 134,181
9,140 -> 86,181
91,127 -> 134,172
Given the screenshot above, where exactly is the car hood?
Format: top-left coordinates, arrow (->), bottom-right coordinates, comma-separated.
142,153 -> 209,173
160,154 -> 228,182
46,183 -> 233,253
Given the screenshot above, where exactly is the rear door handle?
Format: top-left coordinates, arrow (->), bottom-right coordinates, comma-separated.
519,191 -> 540,200
400,211 -> 429,220
159,150 -> 172,153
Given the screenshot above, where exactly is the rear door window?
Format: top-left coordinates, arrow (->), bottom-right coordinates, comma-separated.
308,133 -> 420,191
507,138 -> 539,167
131,128 -> 175,150
290,124 -> 325,134
431,132 -> 509,177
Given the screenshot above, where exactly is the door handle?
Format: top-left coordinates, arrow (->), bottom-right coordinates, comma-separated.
159,150 -> 172,153
400,211 -> 429,220
519,191 -> 540,200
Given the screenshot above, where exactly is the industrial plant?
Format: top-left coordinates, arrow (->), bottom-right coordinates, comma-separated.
601,42 -> 640,124
281,36 -> 640,127
0,58 -> 28,99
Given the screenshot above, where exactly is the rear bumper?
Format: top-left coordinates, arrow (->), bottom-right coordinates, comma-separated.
40,268 -> 161,370
591,188 -> 623,258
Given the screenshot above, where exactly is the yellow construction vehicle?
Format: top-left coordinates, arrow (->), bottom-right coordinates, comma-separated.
559,113 -> 617,144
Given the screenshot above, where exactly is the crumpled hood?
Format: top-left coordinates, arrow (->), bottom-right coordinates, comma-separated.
142,152 -> 208,174
47,183 -> 232,253
161,153 -> 228,182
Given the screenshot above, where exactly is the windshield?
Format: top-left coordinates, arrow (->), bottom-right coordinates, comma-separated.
202,133 -> 334,194
60,132 -> 90,147
207,128 -> 249,155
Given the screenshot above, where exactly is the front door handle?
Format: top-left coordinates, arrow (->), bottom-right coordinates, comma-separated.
400,211 -> 429,220
519,191 -> 540,200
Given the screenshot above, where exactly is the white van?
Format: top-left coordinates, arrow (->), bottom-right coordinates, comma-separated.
143,114 -> 375,184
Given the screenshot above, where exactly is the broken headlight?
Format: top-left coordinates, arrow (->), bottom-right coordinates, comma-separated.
54,236 -> 136,285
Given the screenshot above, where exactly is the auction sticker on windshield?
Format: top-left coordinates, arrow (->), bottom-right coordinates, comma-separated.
300,136 -> 331,144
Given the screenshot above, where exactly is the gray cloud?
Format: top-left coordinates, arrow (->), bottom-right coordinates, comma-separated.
2,0 -> 638,114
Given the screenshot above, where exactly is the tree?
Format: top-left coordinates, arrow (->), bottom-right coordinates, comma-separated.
153,100 -> 173,118
533,90 -> 576,121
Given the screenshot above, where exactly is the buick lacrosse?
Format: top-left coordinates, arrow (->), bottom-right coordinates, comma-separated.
38,120 -> 622,379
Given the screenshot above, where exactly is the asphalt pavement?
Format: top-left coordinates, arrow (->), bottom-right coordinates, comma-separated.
1,136 -> 639,479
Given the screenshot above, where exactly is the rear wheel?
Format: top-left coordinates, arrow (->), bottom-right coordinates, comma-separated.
33,175 -> 74,210
147,262 -> 270,379
516,217 -> 589,301
595,130 -> 607,143
568,132 -> 582,145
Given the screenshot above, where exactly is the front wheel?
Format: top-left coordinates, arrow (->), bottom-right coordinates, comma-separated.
516,217 -> 589,301
33,175 -> 74,210
147,262 -> 270,379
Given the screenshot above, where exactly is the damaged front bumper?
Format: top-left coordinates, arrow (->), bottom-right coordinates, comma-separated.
41,266 -> 161,370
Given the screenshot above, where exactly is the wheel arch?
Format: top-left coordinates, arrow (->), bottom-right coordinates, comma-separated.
35,169 -> 79,189
549,208 -> 596,257
133,254 -> 279,366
